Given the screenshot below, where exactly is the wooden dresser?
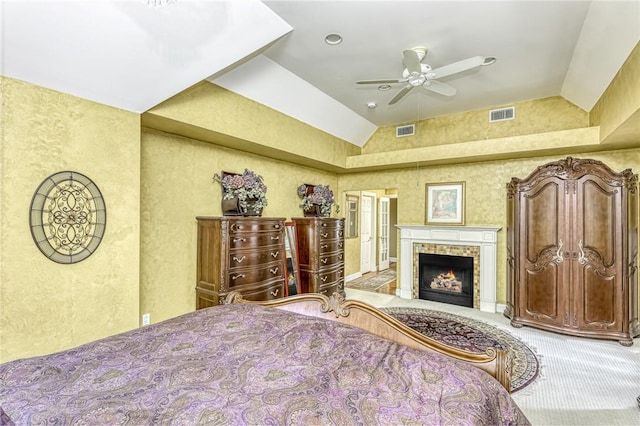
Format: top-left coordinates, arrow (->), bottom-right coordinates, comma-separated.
196,216 -> 286,308
293,217 -> 345,297
505,157 -> 639,345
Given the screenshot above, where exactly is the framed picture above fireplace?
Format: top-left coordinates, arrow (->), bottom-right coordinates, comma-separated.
425,181 -> 465,225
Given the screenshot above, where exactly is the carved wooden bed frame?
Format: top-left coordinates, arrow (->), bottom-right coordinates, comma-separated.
225,291 -> 512,392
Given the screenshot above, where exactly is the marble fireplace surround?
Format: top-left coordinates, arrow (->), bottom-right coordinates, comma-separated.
397,225 -> 501,313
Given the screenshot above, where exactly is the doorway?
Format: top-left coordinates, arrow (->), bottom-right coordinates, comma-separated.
358,190 -> 398,274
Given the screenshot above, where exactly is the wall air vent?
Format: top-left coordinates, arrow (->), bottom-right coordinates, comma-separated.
489,106 -> 515,122
396,124 -> 415,137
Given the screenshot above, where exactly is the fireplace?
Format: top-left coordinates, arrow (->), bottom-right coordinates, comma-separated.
419,253 -> 474,307
396,225 -> 501,312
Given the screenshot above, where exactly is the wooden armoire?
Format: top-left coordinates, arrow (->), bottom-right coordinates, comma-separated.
505,157 -> 639,346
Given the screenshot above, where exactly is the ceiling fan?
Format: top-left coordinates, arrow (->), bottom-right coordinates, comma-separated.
357,47 -> 492,105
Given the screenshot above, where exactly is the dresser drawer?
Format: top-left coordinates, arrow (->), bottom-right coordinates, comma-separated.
318,239 -> 344,255
228,231 -> 284,250
227,262 -> 284,288
311,266 -> 344,289
317,225 -> 344,241
318,251 -> 344,268
234,280 -> 285,302
229,219 -> 284,234
318,280 -> 344,297
229,247 -> 284,268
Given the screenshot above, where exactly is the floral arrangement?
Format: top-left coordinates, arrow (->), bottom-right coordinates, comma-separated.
297,184 -> 339,217
213,169 -> 268,211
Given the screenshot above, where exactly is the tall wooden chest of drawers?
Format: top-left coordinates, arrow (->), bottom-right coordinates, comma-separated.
196,216 -> 286,309
293,217 -> 345,297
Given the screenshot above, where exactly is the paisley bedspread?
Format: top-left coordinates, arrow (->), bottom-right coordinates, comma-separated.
0,303 -> 529,425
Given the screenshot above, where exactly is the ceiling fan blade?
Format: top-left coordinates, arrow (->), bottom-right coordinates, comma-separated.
424,80 -> 457,96
402,49 -> 422,75
356,79 -> 405,85
389,84 -> 413,105
430,56 -> 484,79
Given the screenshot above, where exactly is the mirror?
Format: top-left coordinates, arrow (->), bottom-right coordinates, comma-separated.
345,195 -> 359,238
284,222 -> 301,295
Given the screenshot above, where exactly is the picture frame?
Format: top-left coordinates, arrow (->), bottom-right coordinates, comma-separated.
425,181 -> 465,225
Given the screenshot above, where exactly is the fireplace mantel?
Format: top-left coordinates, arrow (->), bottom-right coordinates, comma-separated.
396,225 -> 501,312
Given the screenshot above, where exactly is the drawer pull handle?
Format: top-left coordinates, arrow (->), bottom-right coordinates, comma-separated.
321,223 -> 327,227
338,254 -> 343,260
270,267 -> 279,275
339,231 -> 343,237
320,244 -> 328,249
271,251 -> 279,258
339,242 -> 343,248
231,274 -> 245,280
233,237 -> 246,243
232,256 -> 246,264
271,288 -> 280,296
321,232 -> 328,238
274,224 -> 281,229
321,258 -> 328,264
271,236 -> 280,240
321,276 -> 328,282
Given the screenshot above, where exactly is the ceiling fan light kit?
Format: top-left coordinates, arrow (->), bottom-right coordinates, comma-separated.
356,47 -> 496,105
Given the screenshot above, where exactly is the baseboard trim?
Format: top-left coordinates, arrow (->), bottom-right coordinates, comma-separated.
345,272 -> 362,282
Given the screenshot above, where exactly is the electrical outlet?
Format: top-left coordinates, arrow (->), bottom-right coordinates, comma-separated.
142,313 -> 150,326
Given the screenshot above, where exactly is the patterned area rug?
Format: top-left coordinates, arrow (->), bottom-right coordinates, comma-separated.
381,307 -> 540,393
345,269 -> 396,290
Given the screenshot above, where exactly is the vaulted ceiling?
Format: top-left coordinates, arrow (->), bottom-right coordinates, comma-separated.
2,1 -> 638,147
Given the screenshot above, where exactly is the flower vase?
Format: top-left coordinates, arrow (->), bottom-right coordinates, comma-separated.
221,195 -> 241,216
303,204 -> 330,218
242,198 -> 263,217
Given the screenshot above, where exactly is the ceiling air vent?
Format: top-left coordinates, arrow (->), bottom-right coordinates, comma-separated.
396,124 -> 415,137
489,107 -> 515,122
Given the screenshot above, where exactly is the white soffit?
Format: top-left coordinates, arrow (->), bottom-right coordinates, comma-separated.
210,55 -> 378,147
0,0 -> 292,113
561,0 -> 640,112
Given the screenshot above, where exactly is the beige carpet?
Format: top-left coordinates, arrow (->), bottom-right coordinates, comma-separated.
346,288 -> 640,426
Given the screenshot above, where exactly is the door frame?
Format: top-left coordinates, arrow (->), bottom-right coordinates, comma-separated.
360,191 -> 377,273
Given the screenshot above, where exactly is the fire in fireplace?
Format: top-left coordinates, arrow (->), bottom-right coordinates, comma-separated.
419,253 -> 474,307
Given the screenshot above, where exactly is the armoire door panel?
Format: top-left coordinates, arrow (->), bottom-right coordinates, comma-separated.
577,177 -> 620,266
522,180 -> 564,263
577,267 -> 619,330
522,264 -> 562,322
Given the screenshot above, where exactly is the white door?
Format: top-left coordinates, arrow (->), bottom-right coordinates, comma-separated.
360,192 -> 376,273
378,197 -> 390,271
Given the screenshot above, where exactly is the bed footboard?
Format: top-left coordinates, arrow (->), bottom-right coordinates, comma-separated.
225,291 -> 512,392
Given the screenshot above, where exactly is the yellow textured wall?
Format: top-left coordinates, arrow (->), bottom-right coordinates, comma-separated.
339,149 -> 640,304
363,96 -> 589,154
146,82 -> 360,168
0,77 -> 141,363
140,130 -> 339,322
590,42 -> 640,142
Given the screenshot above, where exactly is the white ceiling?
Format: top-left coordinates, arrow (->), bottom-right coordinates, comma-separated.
2,1 -> 639,148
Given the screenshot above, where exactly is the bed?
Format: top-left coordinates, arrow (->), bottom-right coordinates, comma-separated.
0,292 -> 529,425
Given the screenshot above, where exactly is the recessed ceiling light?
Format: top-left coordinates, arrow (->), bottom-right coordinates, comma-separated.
324,33 -> 343,45
378,84 -> 392,91
482,56 -> 497,66
367,102 -> 377,109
